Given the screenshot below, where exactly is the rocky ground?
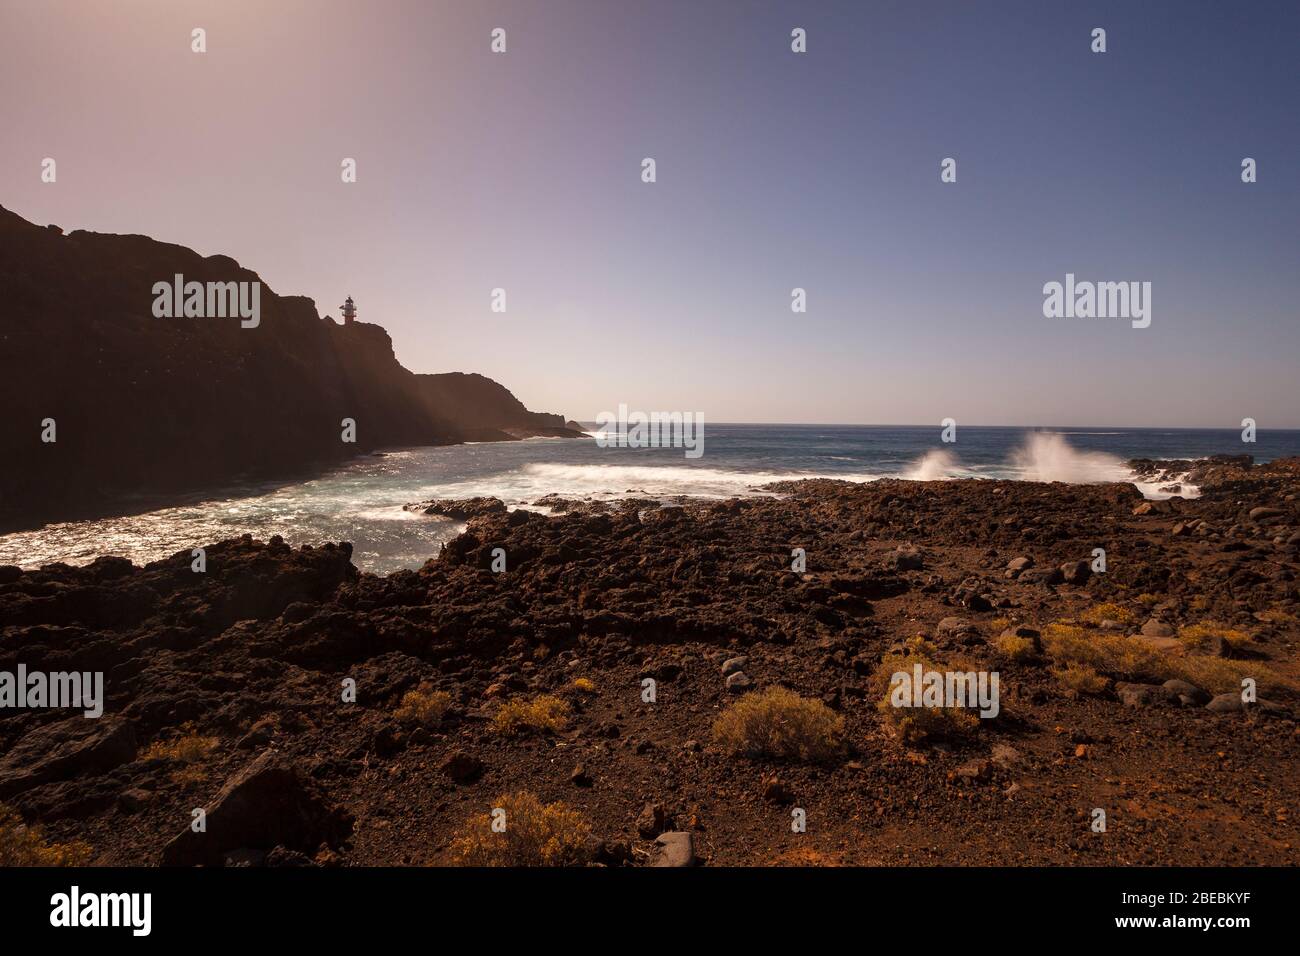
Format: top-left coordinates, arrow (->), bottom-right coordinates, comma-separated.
2,462 -> 1298,867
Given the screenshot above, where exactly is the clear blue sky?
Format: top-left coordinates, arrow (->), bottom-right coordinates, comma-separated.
2,0 -> 1297,426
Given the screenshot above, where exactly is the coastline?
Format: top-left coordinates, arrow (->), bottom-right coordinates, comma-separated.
2,463 -> 1297,866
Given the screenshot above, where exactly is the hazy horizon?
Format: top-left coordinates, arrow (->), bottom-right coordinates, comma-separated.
3,0 -> 1297,428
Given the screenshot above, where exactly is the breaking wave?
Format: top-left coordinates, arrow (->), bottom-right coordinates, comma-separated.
1008,432 -> 1131,483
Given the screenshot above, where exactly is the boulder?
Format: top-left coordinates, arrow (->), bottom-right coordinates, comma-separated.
636,802 -> 668,839
0,717 -> 137,799
894,546 -> 924,571
649,831 -> 695,867
1205,693 -> 1245,714
725,671 -> 753,693
1059,561 -> 1091,585
440,751 -> 484,784
1161,679 -> 1210,707
406,497 -> 507,521
1115,682 -> 1177,708
719,656 -> 748,676
161,751 -> 352,866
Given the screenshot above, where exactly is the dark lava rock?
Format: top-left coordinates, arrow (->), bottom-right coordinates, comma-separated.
406,497 -> 507,521
161,751 -> 352,866
1115,682 -> 1178,708
440,751 -> 485,784
0,717 -> 138,799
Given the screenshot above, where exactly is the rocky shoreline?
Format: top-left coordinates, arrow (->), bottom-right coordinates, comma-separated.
0,205 -> 584,534
1,461 -> 1298,866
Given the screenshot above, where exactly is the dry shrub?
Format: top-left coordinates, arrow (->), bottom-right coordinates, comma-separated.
142,723 -> 219,784
492,695 -> 570,736
1080,603 -> 1134,626
448,792 -> 591,867
711,686 -> 844,762
569,677 -> 596,694
1053,663 -> 1110,697
395,684 -> 452,726
1042,622 -> 1294,695
995,632 -> 1039,662
0,804 -> 91,866
143,724 -> 218,763
870,641 -> 984,743
1178,623 -> 1252,652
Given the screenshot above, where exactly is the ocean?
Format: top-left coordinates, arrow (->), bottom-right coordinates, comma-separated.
3,425 -> 1298,574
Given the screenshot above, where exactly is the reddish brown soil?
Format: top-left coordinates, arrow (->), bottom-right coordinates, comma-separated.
2,470 -> 1298,866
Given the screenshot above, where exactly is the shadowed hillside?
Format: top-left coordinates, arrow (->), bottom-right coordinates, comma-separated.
0,206 -> 579,532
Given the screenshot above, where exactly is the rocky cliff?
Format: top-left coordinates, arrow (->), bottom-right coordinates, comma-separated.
0,205 -> 579,532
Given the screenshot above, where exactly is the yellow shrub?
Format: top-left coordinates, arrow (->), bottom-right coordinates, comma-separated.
0,804 -> 91,866
448,792 -> 591,866
1053,663 -> 1110,696
492,695 -> 570,736
1042,622 -> 1294,695
1080,603 -> 1134,626
870,649 -> 983,744
995,632 -> 1038,662
1178,623 -> 1252,652
712,686 -> 844,762
569,677 -> 596,694
395,684 -> 453,726
143,724 -> 218,763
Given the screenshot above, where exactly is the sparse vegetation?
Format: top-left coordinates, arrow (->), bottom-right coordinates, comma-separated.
1042,622 -> 1294,695
448,791 -> 591,867
1053,663 -> 1110,697
712,686 -> 845,761
395,684 -> 452,726
1178,623 -> 1252,652
142,723 -> 219,784
1080,603 -> 1134,626
143,724 -> 218,764
0,804 -> 92,866
870,641 -> 982,743
995,631 -> 1039,662
569,677 -> 596,694
492,695 -> 570,736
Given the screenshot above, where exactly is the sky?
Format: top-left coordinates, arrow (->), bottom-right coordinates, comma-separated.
2,0 -> 1297,427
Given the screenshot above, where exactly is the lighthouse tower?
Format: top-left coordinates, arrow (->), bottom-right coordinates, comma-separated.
340,296 -> 357,325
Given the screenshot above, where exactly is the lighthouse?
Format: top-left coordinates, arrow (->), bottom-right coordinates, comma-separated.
340,296 -> 357,324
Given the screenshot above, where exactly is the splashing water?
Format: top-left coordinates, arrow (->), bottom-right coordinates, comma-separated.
903,449 -> 958,481
1008,432 -> 1131,483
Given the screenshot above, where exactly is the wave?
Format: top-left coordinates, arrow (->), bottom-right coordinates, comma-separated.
1008,432 -> 1131,483
413,462 -> 889,503
903,449 -> 958,481
896,432 -> 1188,497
